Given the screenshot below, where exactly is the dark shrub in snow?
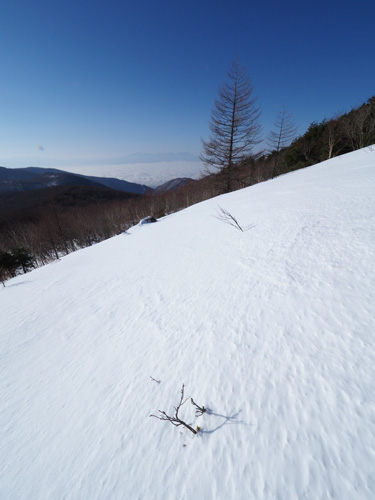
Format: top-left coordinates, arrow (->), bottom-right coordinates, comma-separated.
139,216 -> 157,225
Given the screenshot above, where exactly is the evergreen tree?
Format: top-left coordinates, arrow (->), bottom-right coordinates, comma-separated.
12,247 -> 35,273
0,251 -> 18,280
0,247 -> 34,284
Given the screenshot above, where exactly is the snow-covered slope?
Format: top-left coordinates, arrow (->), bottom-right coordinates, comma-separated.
1,147 -> 375,499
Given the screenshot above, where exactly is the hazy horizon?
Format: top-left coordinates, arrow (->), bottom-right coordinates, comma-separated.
1,0 -> 374,172
0,155 -> 203,189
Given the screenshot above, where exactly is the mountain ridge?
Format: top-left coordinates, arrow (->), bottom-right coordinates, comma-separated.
0,166 -> 151,194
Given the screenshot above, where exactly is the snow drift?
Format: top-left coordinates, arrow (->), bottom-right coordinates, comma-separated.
1,147 -> 375,499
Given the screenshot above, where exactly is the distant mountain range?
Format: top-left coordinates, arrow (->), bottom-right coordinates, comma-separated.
0,166 -> 150,194
0,166 -> 195,228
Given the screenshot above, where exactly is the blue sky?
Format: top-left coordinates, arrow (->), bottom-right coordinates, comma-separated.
1,0 -> 374,169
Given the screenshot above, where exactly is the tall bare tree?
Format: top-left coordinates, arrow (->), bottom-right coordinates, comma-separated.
267,108 -> 297,178
201,59 -> 262,193
342,98 -> 375,151
326,119 -> 339,159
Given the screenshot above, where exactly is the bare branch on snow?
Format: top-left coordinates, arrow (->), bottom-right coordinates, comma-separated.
150,376 -> 161,384
150,384 -> 197,435
215,206 -> 244,232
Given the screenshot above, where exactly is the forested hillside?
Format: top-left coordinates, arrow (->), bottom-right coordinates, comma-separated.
1,95 -> 374,283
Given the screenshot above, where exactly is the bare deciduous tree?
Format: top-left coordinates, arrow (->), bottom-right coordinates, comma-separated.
267,108 -> 297,178
326,118 -> 343,159
343,99 -> 375,151
201,59 -> 262,193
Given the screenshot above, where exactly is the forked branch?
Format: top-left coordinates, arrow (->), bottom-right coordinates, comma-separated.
150,384 -> 197,435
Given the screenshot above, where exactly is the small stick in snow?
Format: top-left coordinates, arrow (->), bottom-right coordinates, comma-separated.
150,376 -> 161,384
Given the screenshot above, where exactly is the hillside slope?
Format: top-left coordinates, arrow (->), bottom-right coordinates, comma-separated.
0,166 -> 150,194
1,147 -> 374,499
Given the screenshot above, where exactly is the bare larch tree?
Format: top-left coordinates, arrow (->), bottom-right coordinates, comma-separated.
201,59 -> 262,193
267,108 -> 297,178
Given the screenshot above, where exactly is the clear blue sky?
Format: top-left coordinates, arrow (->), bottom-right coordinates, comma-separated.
1,0 -> 374,168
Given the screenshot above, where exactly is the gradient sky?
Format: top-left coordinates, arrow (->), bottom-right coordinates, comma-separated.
1,0 -> 374,169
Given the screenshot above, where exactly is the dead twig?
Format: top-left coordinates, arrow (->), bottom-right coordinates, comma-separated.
191,398 -> 206,417
215,206 -> 243,232
150,384 -> 197,435
150,376 -> 161,384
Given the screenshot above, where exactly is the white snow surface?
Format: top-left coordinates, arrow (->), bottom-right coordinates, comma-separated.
1,147 -> 375,499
